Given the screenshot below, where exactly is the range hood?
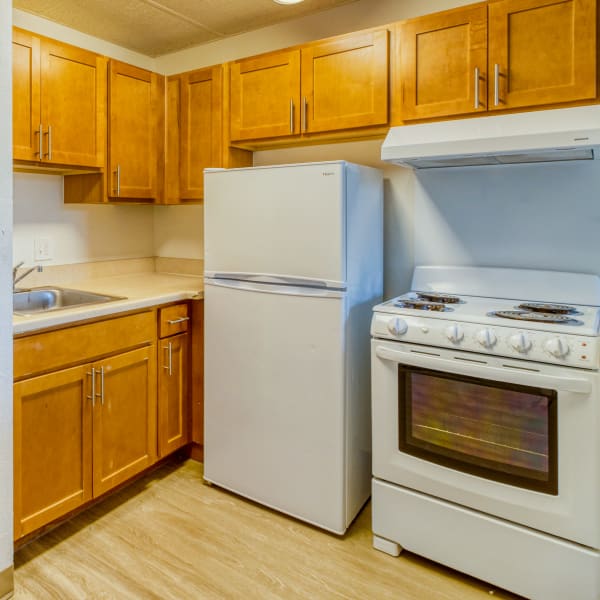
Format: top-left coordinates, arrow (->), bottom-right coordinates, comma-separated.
381,105 -> 600,169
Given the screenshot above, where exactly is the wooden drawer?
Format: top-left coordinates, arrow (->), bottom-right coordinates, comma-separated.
14,310 -> 156,380
159,303 -> 190,338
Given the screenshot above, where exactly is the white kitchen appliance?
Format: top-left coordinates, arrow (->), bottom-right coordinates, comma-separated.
381,104 -> 600,169
203,161 -> 382,534
371,266 -> 600,600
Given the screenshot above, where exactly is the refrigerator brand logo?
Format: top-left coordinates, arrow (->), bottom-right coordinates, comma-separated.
322,172 -> 335,176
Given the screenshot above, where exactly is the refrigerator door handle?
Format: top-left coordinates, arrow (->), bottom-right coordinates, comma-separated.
205,271 -> 346,291
204,277 -> 345,299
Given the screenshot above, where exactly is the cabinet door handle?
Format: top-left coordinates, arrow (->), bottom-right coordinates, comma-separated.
44,125 -> 52,160
162,343 -> 173,376
167,316 -> 190,325
35,124 -> 43,158
474,67 -> 480,109
494,63 -> 500,106
114,164 -> 121,197
96,366 -> 105,405
86,368 -> 96,407
289,99 -> 294,134
302,96 -> 307,132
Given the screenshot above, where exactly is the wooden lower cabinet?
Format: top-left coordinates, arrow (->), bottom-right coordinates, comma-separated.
13,311 -> 158,541
92,346 -> 157,496
158,332 -> 190,456
14,365 -> 93,539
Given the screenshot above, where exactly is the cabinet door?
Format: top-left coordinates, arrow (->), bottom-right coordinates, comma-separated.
191,299 -> 204,448
40,39 -> 106,167
108,60 -> 163,200
14,365 -> 93,539
301,29 -> 389,133
12,29 -> 40,162
179,66 -> 223,201
158,332 -> 190,456
399,4 -> 487,120
230,49 -> 300,141
92,346 -> 157,496
488,0 -> 596,110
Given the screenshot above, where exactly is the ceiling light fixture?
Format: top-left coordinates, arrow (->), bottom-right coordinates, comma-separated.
273,0 -> 305,4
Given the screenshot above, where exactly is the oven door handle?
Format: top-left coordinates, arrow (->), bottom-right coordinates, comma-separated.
375,345 -> 593,395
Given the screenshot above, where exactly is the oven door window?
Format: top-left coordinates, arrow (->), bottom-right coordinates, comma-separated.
398,366 -> 558,494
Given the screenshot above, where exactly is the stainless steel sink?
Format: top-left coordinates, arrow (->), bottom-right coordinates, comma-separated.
13,287 -> 126,315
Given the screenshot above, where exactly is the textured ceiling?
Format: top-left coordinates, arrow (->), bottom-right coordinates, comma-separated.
13,0 -> 360,57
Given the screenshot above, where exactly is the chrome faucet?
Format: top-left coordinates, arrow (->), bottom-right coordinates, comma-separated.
13,262 -> 43,292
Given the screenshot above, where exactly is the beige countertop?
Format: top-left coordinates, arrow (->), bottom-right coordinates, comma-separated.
13,273 -> 203,335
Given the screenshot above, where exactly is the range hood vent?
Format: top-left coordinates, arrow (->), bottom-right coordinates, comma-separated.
381,106 -> 600,169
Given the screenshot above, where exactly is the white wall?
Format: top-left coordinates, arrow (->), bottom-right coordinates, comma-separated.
412,160 -> 600,274
153,205 -> 203,259
13,174 -> 154,266
0,0 -> 13,585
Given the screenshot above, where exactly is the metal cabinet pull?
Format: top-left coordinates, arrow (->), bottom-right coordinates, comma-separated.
162,343 -> 173,376
494,63 -> 500,106
46,125 -> 52,160
86,368 -> 96,407
289,99 -> 294,134
114,164 -> 121,197
474,67 -> 480,109
95,366 -> 105,405
302,96 -> 307,132
35,124 -> 43,158
167,316 -> 190,325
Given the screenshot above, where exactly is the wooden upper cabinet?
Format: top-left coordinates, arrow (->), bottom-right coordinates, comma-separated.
12,28 -> 105,168
108,60 -> 164,201
230,49 -> 301,141
488,0 -> 596,110
180,66 -> 223,201
398,4 -> 488,121
13,30 -> 40,162
301,29 -> 389,133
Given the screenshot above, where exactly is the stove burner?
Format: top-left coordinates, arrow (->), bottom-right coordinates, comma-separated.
416,292 -> 461,304
394,299 -> 452,312
490,310 -> 583,324
517,302 -> 578,314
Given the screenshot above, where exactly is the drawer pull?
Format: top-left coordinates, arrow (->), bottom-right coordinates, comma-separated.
167,316 -> 190,325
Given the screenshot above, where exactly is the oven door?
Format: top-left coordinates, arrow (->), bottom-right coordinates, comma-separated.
372,338 -> 600,548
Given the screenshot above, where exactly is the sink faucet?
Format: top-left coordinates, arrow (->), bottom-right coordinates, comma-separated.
13,262 -> 43,292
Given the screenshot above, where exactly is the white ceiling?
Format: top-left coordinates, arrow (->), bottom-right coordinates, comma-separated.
13,0 -> 360,57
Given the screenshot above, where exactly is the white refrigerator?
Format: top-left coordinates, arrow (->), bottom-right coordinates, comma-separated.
203,161 -> 382,534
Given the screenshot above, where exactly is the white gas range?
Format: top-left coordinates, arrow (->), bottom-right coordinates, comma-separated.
370,266 -> 600,600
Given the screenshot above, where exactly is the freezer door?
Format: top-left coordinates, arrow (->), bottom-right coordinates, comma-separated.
204,163 -> 346,287
203,279 -> 349,533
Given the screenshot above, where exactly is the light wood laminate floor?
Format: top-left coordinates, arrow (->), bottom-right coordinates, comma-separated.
14,459 -> 522,599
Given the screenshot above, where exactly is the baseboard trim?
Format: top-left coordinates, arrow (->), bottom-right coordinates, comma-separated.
0,565 -> 13,599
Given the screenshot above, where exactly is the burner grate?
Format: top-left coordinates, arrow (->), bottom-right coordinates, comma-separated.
517,302 -> 578,314
490,310 -> 583,325
416,292 -> 461,304
394,299 -> 452,312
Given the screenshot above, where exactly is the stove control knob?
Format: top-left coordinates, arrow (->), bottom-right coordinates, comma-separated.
445,324 -> 464,343
476,328 -> 497,348
545,337 -> 569,358
387,317 -> 408,337
509,332 -> 532,353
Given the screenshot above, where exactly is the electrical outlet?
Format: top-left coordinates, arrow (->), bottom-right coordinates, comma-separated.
34,237 -> 52,261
